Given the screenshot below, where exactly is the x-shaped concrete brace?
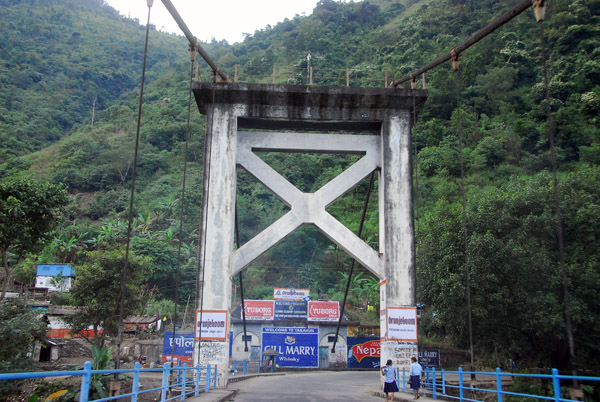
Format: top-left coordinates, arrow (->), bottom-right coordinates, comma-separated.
233,131 -> 383,278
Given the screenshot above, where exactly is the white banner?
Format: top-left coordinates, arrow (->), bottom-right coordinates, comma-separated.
387,306 -> 418,342
195,310 -> 228,341
273,288 -> 310,301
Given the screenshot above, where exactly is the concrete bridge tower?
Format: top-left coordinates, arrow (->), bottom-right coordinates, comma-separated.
192,82 -> 427,386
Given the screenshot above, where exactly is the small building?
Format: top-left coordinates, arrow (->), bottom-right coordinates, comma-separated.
35,264 -> 75,292
34,340 -> 64,362
124,316 -> 159,333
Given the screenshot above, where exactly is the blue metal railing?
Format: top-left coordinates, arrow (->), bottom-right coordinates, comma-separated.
0,362 -> 217,402
406,366 -> 600,402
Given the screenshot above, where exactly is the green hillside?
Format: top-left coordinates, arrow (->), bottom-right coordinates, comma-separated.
0,0 -> 599,371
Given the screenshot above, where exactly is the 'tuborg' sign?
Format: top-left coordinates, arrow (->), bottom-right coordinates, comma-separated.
307,301 -> 340,322
242,300 -> 275,320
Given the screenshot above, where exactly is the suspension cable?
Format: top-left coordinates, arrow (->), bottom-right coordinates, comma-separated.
391,0 -> 533,87
452,52 -> 476,381
115,0 -> 153,374
537,10 -> 579,384
159,0 -> 229,82
331,171 -> 376,353
411,81 -> 421,269
170,45 -> 197,364
234,204 -> 249,352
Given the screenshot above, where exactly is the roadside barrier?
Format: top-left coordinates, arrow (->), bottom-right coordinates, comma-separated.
0,361 -> 217,402
396,366 -> 599,402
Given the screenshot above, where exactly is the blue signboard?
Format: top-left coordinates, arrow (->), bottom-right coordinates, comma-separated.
347,337 -> 380,369
163,332 -> 194,359
274,300 -> 307,320
262,327 -> 318,368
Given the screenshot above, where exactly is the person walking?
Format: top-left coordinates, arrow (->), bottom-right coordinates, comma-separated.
410,356 -> 423,399
381,359 -> 399,402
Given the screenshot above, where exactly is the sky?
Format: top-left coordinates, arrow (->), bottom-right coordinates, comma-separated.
104,0 -> 320,44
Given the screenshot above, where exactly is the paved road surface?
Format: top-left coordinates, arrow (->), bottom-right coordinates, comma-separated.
228,371 -> 382,401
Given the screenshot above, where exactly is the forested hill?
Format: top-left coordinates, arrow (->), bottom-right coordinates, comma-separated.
1,0 -> 599,371
0,0 -> 229,158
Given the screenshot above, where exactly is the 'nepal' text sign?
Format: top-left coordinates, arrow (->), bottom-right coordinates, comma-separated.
195,310 -> 228,341
347,337 -> 380,369
308,301 -> 340,322
262,327 -> 318,367
274,300 -> 308,320
242,300 -> 274,320
162,331 -> 194,364
273,288 -> 310,301
387,306 -> 418,342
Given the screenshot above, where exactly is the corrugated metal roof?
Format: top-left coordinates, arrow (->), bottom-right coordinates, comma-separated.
124,316 -> 158,325
36,264 -> 75,277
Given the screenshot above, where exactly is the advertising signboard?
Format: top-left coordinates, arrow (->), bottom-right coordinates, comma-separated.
195,310 -> 228,341
307,301 -> 340,322
387,306 -> 418,342
262,327 -> 318,367
242,300 -> 274,320
273,288 -> 310,301
347,337 -> 380,369
419,348 -> 441,368
274,300 -> 308,320
162,331 -> 194,364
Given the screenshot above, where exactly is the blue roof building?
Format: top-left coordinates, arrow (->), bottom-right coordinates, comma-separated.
35,264 -> 75,292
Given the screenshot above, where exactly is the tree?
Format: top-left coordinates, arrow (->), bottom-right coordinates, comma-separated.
0,178 -> 67,300
0,298 -> 47,372
418,167 -> 600,370
64,249 -> 151,348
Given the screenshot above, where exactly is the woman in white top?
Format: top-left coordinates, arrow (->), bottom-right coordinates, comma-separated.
410,356 -> 423,399
381,359 -> 399,402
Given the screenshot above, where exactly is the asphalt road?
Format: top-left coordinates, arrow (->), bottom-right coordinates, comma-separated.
227,371 -> 383,401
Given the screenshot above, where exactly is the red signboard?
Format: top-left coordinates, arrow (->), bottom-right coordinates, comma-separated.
351,339 -> 381,362
307,301 -> 340,322
48,329 -> 98,338
242,300 -> 274,320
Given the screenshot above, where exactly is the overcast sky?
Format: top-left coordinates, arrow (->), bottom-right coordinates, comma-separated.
104,0 -> 320,44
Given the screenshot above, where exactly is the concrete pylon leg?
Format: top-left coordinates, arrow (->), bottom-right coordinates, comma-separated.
194,105 -> 237,387
380,111 -> 418,372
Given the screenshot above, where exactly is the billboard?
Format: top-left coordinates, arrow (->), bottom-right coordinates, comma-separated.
274,300 -> 308,320
307,301 -> 340,322
347,337 -> 380,369
273,288 -> 310,301
242,300 -> 274,320
419,348 -> 441,368
387,307 -> 418,342
262,327 -> 318,367
162,331 -> 194,364
195,310 -> 228,341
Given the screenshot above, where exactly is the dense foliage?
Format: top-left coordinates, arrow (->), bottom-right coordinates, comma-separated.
0,0 -> 598,371
64,249 -> 152,348
0,178 -> 67,299
0,299 -> 47,372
